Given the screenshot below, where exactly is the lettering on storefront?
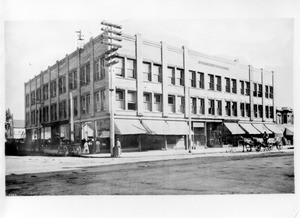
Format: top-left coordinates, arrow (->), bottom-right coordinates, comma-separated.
198,61 -> 229,71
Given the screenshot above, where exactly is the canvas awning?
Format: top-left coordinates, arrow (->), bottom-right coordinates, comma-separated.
264,124 -> 284,134
224,123 -> 245,135
142,120 -> 192,135
99,131 -> 110,138
285,126 -> 294,136
115,119 -> 148,135
239,123 -> 261,134
252,123 -> 272,134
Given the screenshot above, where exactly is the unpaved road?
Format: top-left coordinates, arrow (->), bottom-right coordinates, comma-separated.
6,152 -> 294,195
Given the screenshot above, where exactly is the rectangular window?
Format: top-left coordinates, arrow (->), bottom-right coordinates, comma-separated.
245,82 -> 250,96
265,106 -> 269,118
101,90 -> 106,111
50,80 -> 57,98
225,101 -> 231,116
191,97 -> 196,114
232,102 -> 237,116
95,91 -> 101,112
154,94 -> 162,112
254,104 -> 258,118
208,99 -> 215,115
36,88 -> 41,101
50,103 -> 57,121
80,63 -> 90,86
43,84 -> 49,100
216,76 -> 222,91
240,81 -> 245,95
178,96 -> 185,113
265,85 -> 269,98
115,57 -> 124,77
127,91 -> 136,110
73,97 -> 78,116
269,86 -> 273,99
217,100 -> 222,116
81,96 -> 86,114
253,83 -> 257,97
177,69 -> 184,86
58,76 -> 66,95
59,100 -> 67,119
31,110 -> 35,125
127,59 -> 136,78
190,71 -> 196,88
240,103 -> 245,117
199,72 -> 205,89
225,77 -> 230,93
116,90 -> 125,110
153,64 -> 162,83
258,84 -> 262,97
31,91 -> 35,105
199,98 -> 205,115
232,79 -> 237,94
270,106 -> 274,118
143,93 -> 151,111
143,62 -> 151,82
69,70 -> 77,90
258,105 -> 263,118
95,58 -> 105,80
26,94 -> 30,107
246,103 -> 250,117
168,95 -> 175,113
168,67 -> 176,85
209,74 -> 214,90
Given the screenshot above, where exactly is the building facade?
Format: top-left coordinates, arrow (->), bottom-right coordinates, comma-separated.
24,31 -> 276,152
276,107 -> 293,125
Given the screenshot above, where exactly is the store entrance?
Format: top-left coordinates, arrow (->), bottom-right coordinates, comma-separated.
206,122 -> 223,148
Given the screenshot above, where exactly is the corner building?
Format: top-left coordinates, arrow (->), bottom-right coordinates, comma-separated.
24,32 -> 276,153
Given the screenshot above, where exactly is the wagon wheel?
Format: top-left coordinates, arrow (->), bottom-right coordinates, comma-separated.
246,144 -> 252,152
75,146 -> 82,155
62,145 -> 69,157
255,145 -> 261,152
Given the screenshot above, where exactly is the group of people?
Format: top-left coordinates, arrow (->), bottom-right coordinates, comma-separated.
82,138 -> 101,154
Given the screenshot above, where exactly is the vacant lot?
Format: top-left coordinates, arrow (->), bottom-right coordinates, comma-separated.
6,152 -> 294,195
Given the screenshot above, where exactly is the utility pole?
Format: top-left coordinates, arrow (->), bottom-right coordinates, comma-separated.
100,20 -> 122,157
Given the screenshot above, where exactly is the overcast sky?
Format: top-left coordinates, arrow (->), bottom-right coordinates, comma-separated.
4,18 -> 293,119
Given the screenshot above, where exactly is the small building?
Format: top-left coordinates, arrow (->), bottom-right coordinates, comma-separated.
276,107 -> 293,125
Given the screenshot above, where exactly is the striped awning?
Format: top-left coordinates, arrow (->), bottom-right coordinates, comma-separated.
239,123 -> 261,134
224,123 -> 245,135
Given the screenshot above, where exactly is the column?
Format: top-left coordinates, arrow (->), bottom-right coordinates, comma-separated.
161,41 -> 168,117
248,65 -> 254,121
183,46 -> 189,119
56,61 -> 60,122
66,54 -> 70,119
90,38 -> 95,117
48,66 -> 51,122
136,34 -> 143,116
261,68 -> 265,122
272,71 -> 275,122
77,49 -> 81,119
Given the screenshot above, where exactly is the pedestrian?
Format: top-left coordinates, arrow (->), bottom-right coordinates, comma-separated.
83,140 -> 89,154
114,137 -> 121,157
95,138 -> 101,153
263,131 -> 269,146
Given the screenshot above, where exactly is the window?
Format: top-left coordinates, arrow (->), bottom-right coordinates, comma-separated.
154,94 -> 162,112
217,100 -> 222,115
270,106 -> 274,118
254,104 -> 258,118
31,91 -> 35,105
168,67 -> 175,85
232,102 -> 237,116
50,103 -> 57,121
199,98 -> 205,115
208,99 -> 215,115
240,81 -> 245,95
59,100 -> 67,119
246,103 -> 250,117
216,76 -> 222,91
269,86 -> 273,99
199,72 -> 205,89
208,74 -> 214,90
36,88 -> 41,101
253,83 -> 257,97
232,79 -> 237,94
31,110 -> 36,125
73,97 -> 78,116
143,62 -> 151,82
26,94 -> 30,107
265,106 -> 269,118
265,85 -> 269,98
143,93 -> 151,111
95,58 -> 105,80
240,103 -> 245,117
178,96 -> 185,113
153,64 -> 162,83
58,76 -> 66,95
225,77 -> 230,93
168,95 -> 175,113
101,90 -> 106,111
42,106 -> 49,122
258,105 -> 263,118
95,91 -> 102,112
50,80 -> 57,98
225,101 -> 231,116
245,82 -> 250,96
81,94 -> 90,114
115,57 -> 124,77
80,63 -> 90,86
127,59 -> 136,78
43,84 -> 49,100
116,90 -> 125,110
69,70 -> 77,90
127,91 -> 136,110
258,84 -> 262,97
190,71 -> 196,88
177,69 -> 184,86
191,97 -> 196,114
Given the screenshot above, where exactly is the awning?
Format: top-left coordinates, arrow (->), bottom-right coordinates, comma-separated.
252,123 -> 272,134
264,124 -> 284,134
142,120 -> 192,135
224,123 -> 245,135
239,123 -> 261,134
115,119 -> 148,135
285,126 -> 294,136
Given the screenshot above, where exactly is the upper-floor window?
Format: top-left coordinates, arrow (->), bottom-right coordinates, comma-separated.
225,101 -> 231,116
217,100 -> 222,116
31,91 -> 35,105
246,103 -> 250,117
127,91 -> 136,110
58,76 -> 66,95
153,64 -> 162,83
232,79 -> 237,94
232,102 -> 237,116
240,81 -> 245,95
270,106 -> 274,118
168,95 -> 175,113
216,76 -> 222,91
95,90 -> 106,112
69,70 -> 77,90
80,63 -> 90,86
191,97 -> 196,114
253,83 -> 257,97
59,100 -> 67,119
50,103 -> 57,121
190,71 -> 196,88
245,81 -> 250,96
143,62 -> 151,82
254,104 -> 258,118
154,94 -> 162,112
43,83 -> 49,100
178,96 -> 185,113
42,106 -> 49,123
31,110 -> 36,125
115,57 -> 124,77
265,85 -> 269,98
168,67 -> 175,85
225,77 -> 230,93
208,74 -> 214,90
265,106 -> 269,118
95,58 -> 105,81
269,86 -> 274,99
127,59 -> 136,79
81,93 -> 91,114
199,72 -> 205,89
116,90 -> 125,110
36,88 -> 41,101
50,80 -> 57,98
26,94 -> 30,107
208,99 -> 215,115
177,68 -> 184,86
73,97 -> 78,117
258,84 -> 262,97
240,103 -> 245,117
199,98 -> 205,115
143,93 -> 151,111
258,105 -> 263,118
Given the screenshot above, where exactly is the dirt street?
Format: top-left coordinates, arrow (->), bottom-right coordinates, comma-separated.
6,152 -> 294,195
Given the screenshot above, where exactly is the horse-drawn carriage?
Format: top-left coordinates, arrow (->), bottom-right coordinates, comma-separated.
241,136 -> 283,152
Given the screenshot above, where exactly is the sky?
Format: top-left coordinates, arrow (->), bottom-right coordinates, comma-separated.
4,18 -> 293,120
